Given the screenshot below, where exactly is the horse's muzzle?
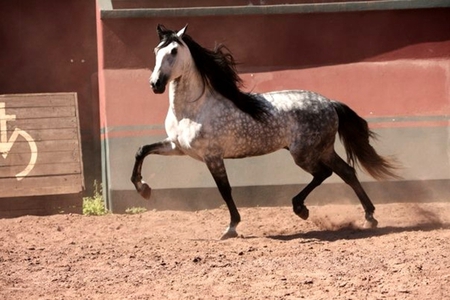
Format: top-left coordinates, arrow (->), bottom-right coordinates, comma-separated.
150,76 -> 167,94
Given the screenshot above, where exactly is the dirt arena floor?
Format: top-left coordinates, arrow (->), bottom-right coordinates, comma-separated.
1,202 -> 450,300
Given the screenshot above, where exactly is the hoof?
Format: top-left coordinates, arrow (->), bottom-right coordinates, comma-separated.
363,215 -> 378,229
137,182 -> 152,200
220,227 -> 238,240
294,205 -> 309,220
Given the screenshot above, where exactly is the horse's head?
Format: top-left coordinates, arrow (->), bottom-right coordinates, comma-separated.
150,24 -> 189,94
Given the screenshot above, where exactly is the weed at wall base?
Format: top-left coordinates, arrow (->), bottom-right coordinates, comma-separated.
83,181 -> 109,216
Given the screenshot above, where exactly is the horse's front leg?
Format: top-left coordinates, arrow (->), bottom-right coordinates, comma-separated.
204,156 -> 241,240
131,140 -> 183,199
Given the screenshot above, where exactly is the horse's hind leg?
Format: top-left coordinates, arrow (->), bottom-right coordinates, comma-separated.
323,151 -> 378,228
292,165 -> 332,220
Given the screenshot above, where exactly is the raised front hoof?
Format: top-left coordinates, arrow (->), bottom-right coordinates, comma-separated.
137,183 -> 152,200
363,215 -> 379,229
220,227 -> 238,240
294,205 -> 309,220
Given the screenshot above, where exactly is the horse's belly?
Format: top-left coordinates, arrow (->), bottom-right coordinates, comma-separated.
222,131 -> 288,158
223,146 -> 281,159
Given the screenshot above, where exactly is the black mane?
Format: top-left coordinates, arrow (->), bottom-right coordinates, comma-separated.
157,25 -> 269,122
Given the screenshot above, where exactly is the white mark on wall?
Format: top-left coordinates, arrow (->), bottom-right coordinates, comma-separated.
0,102 -> 38,180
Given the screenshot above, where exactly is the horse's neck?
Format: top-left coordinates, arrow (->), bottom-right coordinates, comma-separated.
168,68 -> 206,120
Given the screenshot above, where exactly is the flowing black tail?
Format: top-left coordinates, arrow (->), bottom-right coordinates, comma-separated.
331,101 -> 400,180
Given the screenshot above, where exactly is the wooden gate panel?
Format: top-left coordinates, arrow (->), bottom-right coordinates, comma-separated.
0,93 -> 84,199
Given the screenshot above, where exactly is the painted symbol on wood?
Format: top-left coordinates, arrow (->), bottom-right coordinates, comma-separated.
0,102 -> 38,180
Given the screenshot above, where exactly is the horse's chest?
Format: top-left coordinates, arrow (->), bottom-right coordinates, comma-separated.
166,118 -> 203,150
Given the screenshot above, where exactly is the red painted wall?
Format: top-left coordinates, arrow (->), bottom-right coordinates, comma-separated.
112,0 -> 383,9
97,5 -> 450,211
99,9 -> 450,129
0,0 -> 101,193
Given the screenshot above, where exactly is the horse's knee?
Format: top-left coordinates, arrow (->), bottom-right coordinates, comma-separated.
135,146 -> 145,160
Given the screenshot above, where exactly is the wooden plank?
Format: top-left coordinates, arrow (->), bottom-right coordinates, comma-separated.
3,106 -> 76,119
0,193 -> 82,217
0,128 -> 78,146
1,174 -> 83,198
0,93 -> 76,108
0,162 -> 81,178
1,150 -> 80,167
2,140 -> 79,154
5,117 -> 78,131
10,128 -> 79,141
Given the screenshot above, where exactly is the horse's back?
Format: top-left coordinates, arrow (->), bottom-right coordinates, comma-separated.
262,90 -> 338,129
214,90 -> 338,159
262,90 -> 333,112
261,90 -> 339,154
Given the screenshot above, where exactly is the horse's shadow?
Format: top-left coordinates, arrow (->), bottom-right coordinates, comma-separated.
267,222 -> 450,242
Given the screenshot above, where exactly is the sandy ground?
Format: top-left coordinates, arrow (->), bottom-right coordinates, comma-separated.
1,202 -> 450,300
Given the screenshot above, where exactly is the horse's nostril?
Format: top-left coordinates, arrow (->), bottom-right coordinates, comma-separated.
151,79 -> 161,89
150,75 -> 167,93
150,77 -> 165,93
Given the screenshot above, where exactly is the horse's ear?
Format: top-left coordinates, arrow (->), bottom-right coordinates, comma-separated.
156,24 -> 166,40
177,24 -> 188,38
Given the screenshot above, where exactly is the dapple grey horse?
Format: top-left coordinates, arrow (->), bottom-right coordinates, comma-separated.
131,25 -> 398,239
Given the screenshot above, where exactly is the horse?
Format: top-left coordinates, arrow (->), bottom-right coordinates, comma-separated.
131,24 -> 399,240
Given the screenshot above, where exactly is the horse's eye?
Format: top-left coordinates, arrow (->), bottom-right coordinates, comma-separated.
171,48 -> 178,56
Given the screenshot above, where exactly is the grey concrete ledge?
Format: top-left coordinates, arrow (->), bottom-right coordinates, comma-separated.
100,0 -> 450,19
